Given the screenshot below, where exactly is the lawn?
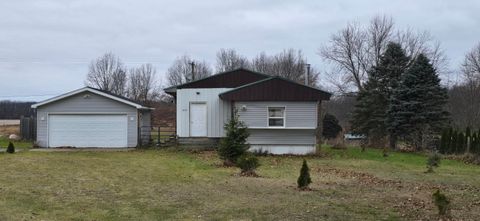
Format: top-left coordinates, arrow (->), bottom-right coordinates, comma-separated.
0,137 -> 33,149
0,147 -> 479,220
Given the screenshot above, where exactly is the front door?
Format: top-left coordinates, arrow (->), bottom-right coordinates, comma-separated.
190,103 -> 207,137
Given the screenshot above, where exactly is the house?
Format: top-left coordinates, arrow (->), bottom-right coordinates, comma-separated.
165,68 -> 331,154
31,87 -> 152,148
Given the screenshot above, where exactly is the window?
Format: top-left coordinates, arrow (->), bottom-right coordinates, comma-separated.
268,107 -> 285,127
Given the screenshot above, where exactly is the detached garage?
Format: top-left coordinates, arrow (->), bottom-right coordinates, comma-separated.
31,87 -> 152,148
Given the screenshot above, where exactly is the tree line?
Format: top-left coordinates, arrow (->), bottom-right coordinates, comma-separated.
165,48 -> 320,88
86,48 -> 323,105
0,101 -> 35,119
440,127 -> 480,155
85,53 -> 162,106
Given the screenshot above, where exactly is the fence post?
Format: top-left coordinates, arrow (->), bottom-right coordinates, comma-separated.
157,126 -> 160,147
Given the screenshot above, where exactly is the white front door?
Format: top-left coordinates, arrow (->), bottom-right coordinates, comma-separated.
190,103 -> 207,137
48,114 -> 128,148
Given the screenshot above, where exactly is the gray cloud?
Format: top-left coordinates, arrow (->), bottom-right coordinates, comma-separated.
1,0 -> 479,101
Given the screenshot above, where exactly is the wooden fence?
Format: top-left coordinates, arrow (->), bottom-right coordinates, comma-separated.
19,116 -> 36,140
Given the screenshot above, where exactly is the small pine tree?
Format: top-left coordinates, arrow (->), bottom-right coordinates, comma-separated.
297,159 -> 312,190
466,127 -> 471,150
6,142 -> 15,154
446,128 -> 453,154
426,151 -> 441,173
236,153 -> 260,176
457,132 -> 465,154
217,110 -> 250,166
440,129 -> 448,154
432,190 -> 450,216
471,132 -> 477,154
450,130 -> 457,154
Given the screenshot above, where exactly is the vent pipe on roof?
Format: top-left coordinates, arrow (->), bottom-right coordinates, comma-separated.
189,61 -> 195,81
305,63 -> 311,85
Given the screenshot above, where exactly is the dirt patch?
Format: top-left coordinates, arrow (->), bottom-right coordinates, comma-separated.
317,167 -> 403,187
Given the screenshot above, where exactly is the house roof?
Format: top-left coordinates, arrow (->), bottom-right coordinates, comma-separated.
164,68 -> 270,96
219,77 -> 332,101
31,87 -> 152,109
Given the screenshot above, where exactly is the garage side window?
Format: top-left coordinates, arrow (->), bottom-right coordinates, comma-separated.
268,107 -> 285,127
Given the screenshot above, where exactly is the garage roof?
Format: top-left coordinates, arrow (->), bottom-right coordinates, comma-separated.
31,87 -> 152,109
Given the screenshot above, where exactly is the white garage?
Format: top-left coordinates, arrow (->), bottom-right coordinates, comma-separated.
32,87 -> 152,148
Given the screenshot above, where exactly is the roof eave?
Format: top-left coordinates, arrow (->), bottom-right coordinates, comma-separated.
31,87 -> 146,109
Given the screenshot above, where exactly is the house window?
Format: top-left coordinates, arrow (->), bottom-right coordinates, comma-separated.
268,107 -> 285,127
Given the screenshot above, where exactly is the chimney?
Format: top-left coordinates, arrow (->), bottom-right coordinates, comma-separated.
305,63 -> 311,85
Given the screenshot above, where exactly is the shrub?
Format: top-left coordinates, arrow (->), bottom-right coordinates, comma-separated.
237,153 -> 260,176
252,148 -> 269,156
432,190 -> 450,216
426,151 -> 441,173
217,110 -> 249,166
297,159 -> 312,190
6,142 -> 15,154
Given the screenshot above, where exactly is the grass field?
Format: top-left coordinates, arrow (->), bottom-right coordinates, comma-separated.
0,147 -> 479,220
0,137 -> 33,149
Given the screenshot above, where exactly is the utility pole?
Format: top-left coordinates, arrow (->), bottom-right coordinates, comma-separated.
189,61 -> 195,81
305,63 -> 311,85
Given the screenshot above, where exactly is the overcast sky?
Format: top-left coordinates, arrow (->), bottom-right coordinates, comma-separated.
1,0 -> 479,101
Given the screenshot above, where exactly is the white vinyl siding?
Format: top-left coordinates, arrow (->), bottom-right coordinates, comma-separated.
246,129 -> 316,145
235,101 -> 317,128
36,91 -> 138,147
235,101 -> 318,154
176,88 -> 231,138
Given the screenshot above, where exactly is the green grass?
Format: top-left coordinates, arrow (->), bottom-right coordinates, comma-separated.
0,137 -> 33,149
0,147 -> 478,220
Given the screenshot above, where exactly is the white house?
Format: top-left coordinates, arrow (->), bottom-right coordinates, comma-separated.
165,68 -> 331,155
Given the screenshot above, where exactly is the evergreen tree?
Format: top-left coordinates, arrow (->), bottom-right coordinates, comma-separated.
323,113 -> 342,139
217,110 -> 250,165
457,132 -> 465,154
352,42 -> 409,149
471,132 -> 477,154
297,159 -> 312,190
387,54 -> 449,150
450,130 -> 457,154
466,127 -> 471,152
440,129 -> 448,154
447,128 -> 454,154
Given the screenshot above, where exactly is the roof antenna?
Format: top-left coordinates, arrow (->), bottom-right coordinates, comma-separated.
189,61 -> 195,81
305,63 -> 310,85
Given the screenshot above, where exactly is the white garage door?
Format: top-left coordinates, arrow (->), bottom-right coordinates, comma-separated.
48,114 -> 128,148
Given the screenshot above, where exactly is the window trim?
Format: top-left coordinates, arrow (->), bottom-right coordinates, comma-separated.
267,106 -> 286,128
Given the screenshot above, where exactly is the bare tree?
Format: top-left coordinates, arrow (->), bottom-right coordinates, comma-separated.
215,48 -> 250,72
320,15 -> 446,93
447,43 -> 480,128
320,21 -> 372,92
127,64 -> 160,105
251,49 -> 320,87
166,55 -> 212,86
85,52 -> 127,95
252,52 -> 273,74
